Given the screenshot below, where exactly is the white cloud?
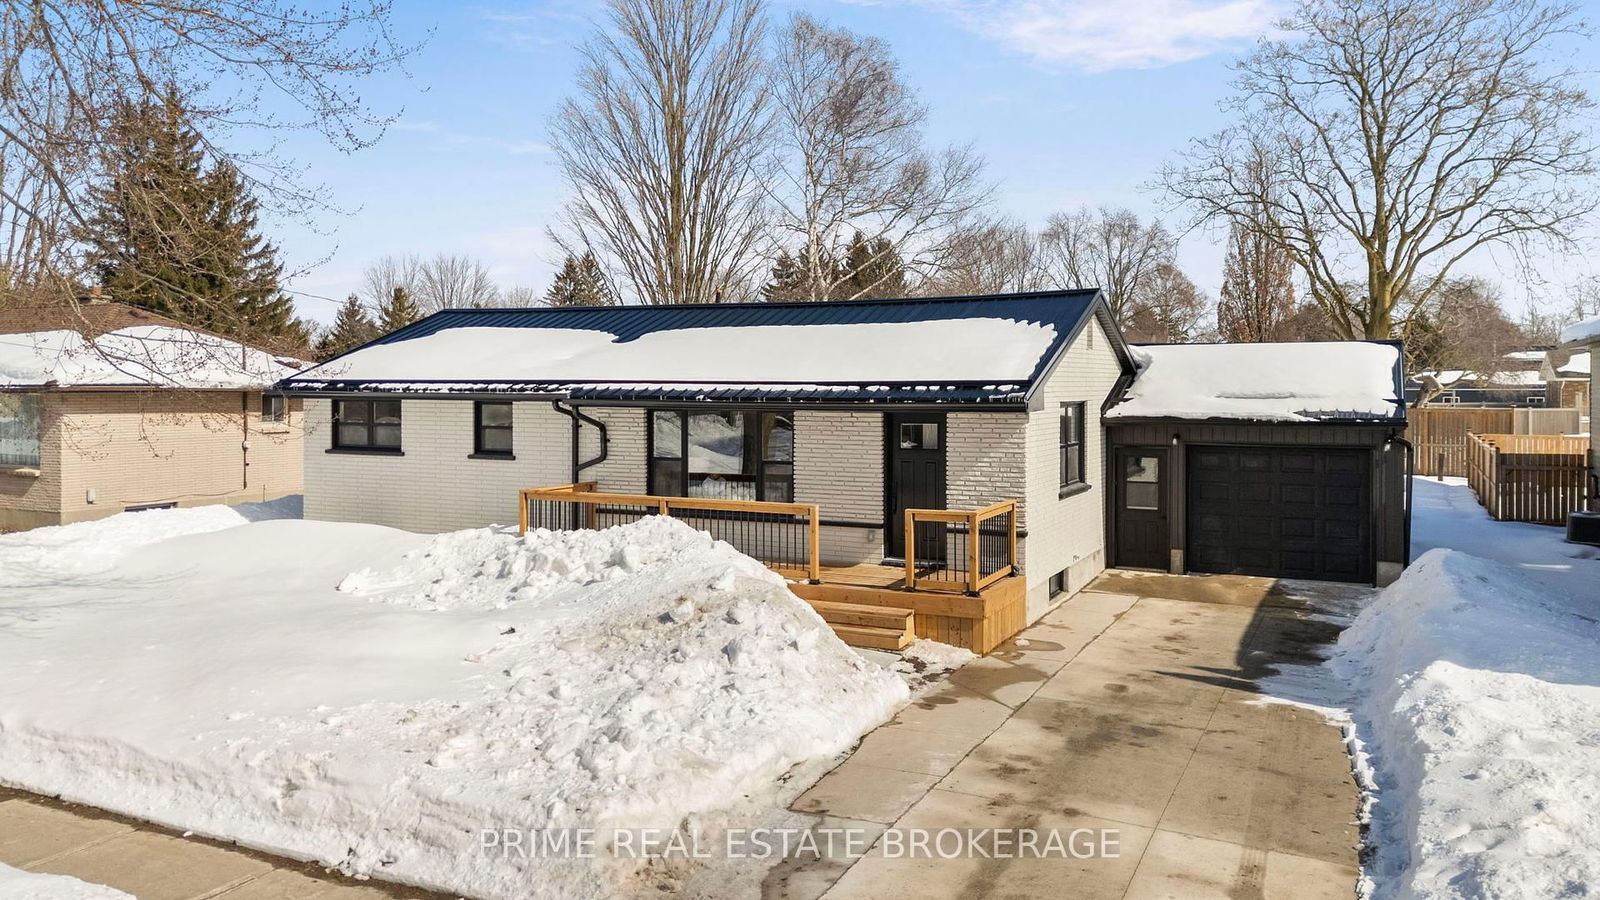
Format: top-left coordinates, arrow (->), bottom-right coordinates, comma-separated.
890,0 -> 1280,71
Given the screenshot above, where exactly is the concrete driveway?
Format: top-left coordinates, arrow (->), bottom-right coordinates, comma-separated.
776,572 -> 1367,900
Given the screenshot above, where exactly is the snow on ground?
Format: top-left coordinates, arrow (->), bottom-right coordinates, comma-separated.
0,507 -> 909,899
0,864 -> 131,900
1260,477 -> 1600,899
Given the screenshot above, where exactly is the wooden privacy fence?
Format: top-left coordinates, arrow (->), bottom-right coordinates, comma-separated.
903,500 -> 1019,594
1410,407 -> 1583,476
1465,434 -> 1590,525
519,482 -> 821,582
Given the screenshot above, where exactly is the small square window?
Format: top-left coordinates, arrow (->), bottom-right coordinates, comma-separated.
261,394 -> 286,423
473,401 -> 514,457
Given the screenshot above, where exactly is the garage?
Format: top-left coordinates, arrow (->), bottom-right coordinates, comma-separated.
1103,340 -> 1412,587
1185,446 -> 1372,582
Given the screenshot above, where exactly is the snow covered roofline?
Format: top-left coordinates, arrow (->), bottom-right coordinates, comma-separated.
1560,315 -> 1600,348
278,290 -> 1135,406
0,303 -> 307,390
1106,340 -> 1406,424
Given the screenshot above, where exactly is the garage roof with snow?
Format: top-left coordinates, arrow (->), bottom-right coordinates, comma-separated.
1106,341 -> 1406,423
279,290 -> 1129,405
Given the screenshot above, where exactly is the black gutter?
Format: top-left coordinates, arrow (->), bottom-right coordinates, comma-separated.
1392,430 -> 1415,567
552,401 -> 609,483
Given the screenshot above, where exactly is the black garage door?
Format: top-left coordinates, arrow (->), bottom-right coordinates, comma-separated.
1186,446 -> 1372,583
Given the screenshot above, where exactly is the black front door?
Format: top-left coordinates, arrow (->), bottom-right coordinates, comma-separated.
1114,448 -> 1169,571
885,413 -> 946,560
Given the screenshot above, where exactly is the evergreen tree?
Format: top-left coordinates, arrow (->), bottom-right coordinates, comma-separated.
838,232 -> 906,300
316,294 -> 377,360
375,285 -> 421,332
544,251 -> 617,306
80,89 -> 300,348
760,251 -> 806,302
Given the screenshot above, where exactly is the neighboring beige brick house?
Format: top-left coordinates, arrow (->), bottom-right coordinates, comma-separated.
286,291 -> 1135,624
0,302 -> 306,531
1558,320 -> 1599,510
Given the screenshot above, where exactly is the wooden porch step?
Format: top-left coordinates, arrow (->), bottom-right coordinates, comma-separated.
828,623 -> 914,651
804,598 -> 915,630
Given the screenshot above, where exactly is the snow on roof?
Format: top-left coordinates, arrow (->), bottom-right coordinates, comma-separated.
293,319 -> 1058,388
1108,341 -> 1403,423
1556,351 -> 1591,377
0,325 -> 306,390
1503,349 -> 1550,362
1561,316 -> 1600,347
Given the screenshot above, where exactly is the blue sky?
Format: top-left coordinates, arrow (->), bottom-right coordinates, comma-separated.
272,0 -> 1600,326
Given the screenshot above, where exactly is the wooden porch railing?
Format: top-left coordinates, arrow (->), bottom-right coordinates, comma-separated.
519,482 -> 821,582
1465,433 -> 1590,525
903,500 -> 1019,594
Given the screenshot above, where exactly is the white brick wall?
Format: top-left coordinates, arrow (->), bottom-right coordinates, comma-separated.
1021,318 -> 1125,620
304,398 -> 569,532
795,410 -> 885,564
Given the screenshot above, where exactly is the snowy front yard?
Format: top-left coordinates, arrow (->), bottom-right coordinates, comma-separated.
1266,477 -> 1600,899
0,505 -> 909,898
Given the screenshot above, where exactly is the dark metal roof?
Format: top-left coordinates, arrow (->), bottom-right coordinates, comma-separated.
279,290 -> 1108,405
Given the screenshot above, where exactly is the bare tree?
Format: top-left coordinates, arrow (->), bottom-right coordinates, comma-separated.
766,13 -> 990,300
923,218 -> 1043,296
1124,264 -> 1207,342
1409,278 -> 1530,402
1038,207 -> 1181,320
1161,0 -> 1597,340
414,254 -> 500,311
549,0 -> 771,305
361,255 -> 421,308
1216,221 -> 1297,341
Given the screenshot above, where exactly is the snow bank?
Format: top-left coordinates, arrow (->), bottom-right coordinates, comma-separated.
1333,549 -> 1600,899
0,514 -> 908,899
0,325 -> 303,389
1109,341 -> 1402,422
1560,315 -> 1600,347
297,318 -> 1057,385
0,864 -> 131,900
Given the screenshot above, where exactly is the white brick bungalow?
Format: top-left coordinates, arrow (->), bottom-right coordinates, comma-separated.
281,291 -> 1134,628
280,291 -> 1412,648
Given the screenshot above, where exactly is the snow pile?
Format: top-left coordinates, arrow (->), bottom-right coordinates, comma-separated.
0,495 -> 301,588
336,516 -> 747,611
1332,549 -> 1600,898
1109,341 -> 1403,421
1560,315 -> 1600,346
0,514 -> 908,899
0,865 -> 131,900
295,318 -> 1057,386
0,325 -> 304,389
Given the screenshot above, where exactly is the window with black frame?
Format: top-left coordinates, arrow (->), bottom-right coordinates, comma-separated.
474,402 -> 513,457
648,410 -> 794,502
332,398 -> 402,451
1060,402 -> 1086,491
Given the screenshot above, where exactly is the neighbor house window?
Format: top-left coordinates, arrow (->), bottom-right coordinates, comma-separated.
0,393 -> 41,467
474,402 -> 514,457
261,394 -> 286,423
1060,402 -> 1086,490
332,398 -> 401,451
648,410 -> 794,502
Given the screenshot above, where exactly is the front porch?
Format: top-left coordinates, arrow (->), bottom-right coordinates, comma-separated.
517,483 -> 1028,653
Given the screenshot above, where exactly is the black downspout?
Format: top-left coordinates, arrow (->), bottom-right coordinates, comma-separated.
1391,431 -> 1414,572
551,400 -> 609,483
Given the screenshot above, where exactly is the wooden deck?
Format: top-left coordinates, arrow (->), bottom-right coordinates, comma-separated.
790,563 -> 1028,655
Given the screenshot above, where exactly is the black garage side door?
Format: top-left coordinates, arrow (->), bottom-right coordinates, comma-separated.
1186,446 -> 1372,583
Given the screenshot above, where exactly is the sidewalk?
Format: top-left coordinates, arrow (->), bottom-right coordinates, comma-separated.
0,788 -> 452,900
